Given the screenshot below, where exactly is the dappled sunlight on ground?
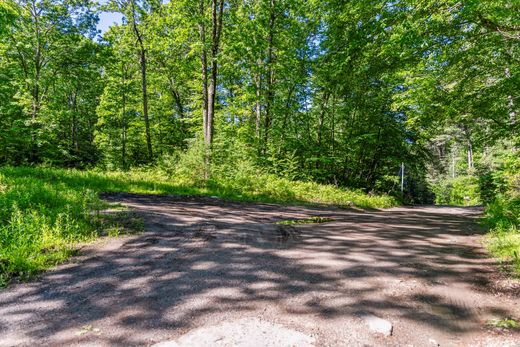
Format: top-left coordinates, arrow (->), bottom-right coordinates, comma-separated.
0,195 -> 518,346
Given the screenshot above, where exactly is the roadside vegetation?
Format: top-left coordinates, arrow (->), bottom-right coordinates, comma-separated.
275,217 -> 335,225
426,140 -> 519,277
482,154 -> 520,277
0,164 -> 396,286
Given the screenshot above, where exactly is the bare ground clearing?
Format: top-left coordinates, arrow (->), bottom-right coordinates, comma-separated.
1,193 -> 519,346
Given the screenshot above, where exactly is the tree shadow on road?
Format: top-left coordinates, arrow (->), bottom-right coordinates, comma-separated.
0,194 -> 517,346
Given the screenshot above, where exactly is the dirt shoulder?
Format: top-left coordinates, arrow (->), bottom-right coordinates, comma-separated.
0,193 -> 519,346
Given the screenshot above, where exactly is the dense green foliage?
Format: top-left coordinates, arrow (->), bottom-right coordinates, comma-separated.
0,0 -> 518,278
0,0 -> 514,191
431,175 -> 481,206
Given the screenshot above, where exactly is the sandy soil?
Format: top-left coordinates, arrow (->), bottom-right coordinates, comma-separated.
0,193 -> 519,347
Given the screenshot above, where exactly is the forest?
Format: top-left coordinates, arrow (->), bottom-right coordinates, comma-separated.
0,0 -> 518,282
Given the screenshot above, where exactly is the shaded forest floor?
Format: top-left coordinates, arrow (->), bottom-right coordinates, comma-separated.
1,194 -> 519,346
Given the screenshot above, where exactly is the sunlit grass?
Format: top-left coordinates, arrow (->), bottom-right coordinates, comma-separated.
488,317 -> 520,330
487,226 -> 520,277
484,198 -> 520,277
275,216 -> 335,225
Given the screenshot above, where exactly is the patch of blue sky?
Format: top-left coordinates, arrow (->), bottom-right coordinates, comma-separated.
97,11 -> 123,34
95,0 -> 122,35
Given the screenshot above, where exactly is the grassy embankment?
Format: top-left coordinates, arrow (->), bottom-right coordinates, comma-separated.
484,156 -> 520,277
485,198 -> 520,277
0,166 -> 397,286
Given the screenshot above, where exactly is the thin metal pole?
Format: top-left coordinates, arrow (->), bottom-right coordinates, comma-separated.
452,155 -> 455,179
400,162 -> 404,193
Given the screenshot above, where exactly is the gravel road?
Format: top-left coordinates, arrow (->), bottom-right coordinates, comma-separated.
1,193 -> 519,346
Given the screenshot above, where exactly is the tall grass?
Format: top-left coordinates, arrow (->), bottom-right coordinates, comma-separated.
0,168 -> 100,285
0,166 -> 397,285
485,198 -> 520,276
483,154 -> 520,277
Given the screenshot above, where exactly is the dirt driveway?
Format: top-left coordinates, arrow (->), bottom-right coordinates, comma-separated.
1,193 -> 519,346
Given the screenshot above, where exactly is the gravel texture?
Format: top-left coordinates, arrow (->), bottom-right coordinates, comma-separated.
0,193 -> 519,346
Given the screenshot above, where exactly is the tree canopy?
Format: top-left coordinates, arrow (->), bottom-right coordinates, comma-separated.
0,0 -> 518,201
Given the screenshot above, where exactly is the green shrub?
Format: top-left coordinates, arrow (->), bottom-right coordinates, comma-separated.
431,178 -> 452,205
484,153 -> 520,277
451,175 -> 481,205
431,175 -> 481,206
167,138 -> 207,187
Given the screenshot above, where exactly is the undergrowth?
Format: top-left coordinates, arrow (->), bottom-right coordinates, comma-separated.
483,154 -> 520,277
0,165 -> 396,286
485,199 -> 520,277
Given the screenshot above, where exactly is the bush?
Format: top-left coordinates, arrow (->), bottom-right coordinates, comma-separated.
160,138 -> 207,187
431,175 -> 481,206
484,153 -> 520,276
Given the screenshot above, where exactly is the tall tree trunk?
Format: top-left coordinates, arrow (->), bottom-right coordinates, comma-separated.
30,0 -> 42,162
198,0 -> 225,177
139,48 -> 153,160
462,125 -> 474,171
32,69 -> 40,123
451,155 -> 456,178
167,78 -> 185,120
254,68 -> 261,138
505,67 -> 516,126
206,0 -> 224,147
70,90 -> 78,151
199,0 -> 209,145
317,92 -> 329,147
263,0 -> 276,152
467,140 -> 474,171
131,0 -> 153,161
280,83 -> 295,143
121,62 -> 127,170
331,93 -> 337,185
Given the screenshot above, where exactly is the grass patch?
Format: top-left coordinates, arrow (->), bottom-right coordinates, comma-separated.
275,216 -> 335,225
484,197 -> 520,277
96,211 -> 145,237
0,166 -> 396,286
486,226 -> 520,277
488,317 -> 520,330
482,155 -> 520,278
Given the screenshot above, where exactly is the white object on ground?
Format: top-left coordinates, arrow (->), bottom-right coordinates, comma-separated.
152,317 -> 315,347
359,312 -> 393,336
